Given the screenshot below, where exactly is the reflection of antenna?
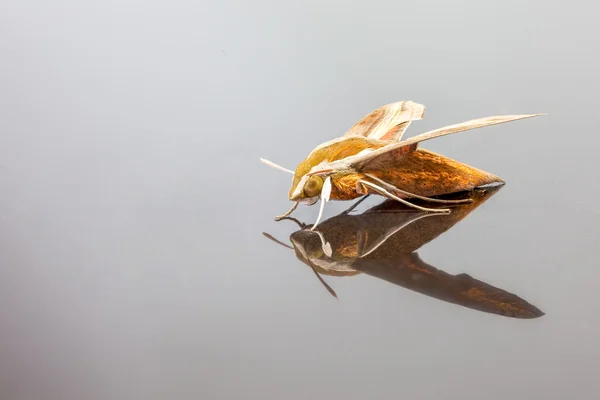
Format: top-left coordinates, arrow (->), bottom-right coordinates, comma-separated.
262,232 -> 293,249
262,232 -> 338,299
306,261 -> 338,299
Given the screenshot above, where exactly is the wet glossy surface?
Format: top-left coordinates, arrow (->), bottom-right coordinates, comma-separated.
271,187 -> 544,318
1,1 -> 600,399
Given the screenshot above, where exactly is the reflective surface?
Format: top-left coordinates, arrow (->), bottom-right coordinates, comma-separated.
1,1 -> 600,399
268,187 -> 544,318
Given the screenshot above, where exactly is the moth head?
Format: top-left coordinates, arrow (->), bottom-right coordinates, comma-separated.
260,157 -> 324,204
288,155 -> 336,203
289,172 -> 338,205
289,173 -> 326,204
290,229 -> 327,260
290,229 -> 360,279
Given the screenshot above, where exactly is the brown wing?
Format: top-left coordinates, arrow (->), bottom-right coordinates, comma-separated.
353,253 -> 544,318
362,149 -> 503,198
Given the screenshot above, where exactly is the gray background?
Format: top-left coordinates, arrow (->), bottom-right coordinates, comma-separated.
1,1 -> 599,399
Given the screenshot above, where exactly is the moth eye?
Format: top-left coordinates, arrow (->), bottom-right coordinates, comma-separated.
308,246 -> 324,259
303,176 -> 324,198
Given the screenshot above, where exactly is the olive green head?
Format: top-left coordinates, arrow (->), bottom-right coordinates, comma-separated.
288,137 -> 385,203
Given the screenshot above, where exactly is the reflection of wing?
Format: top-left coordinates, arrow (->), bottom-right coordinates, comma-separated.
291,188 -> 499,274
285,186 -> 544,318
344,101 -> 425,141
352,253 -> 544,319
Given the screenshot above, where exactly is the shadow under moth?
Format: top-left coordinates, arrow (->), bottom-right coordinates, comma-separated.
261,101 -> 542,229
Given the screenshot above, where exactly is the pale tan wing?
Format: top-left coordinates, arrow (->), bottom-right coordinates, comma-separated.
398,114 -> 543,148
344,101 -> 426,141
338,114 -> 543,171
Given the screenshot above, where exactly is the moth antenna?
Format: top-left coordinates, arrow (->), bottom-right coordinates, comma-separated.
307,262 -> 338,299
262,232 -> 294,250
260,158 -> 294,174
311,177 -> 332,231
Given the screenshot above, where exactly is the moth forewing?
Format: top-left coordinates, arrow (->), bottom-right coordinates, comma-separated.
400,114 -> 544,147
345,113 -> 543,171
344,101 -> 425,141
361,149 -> 505,200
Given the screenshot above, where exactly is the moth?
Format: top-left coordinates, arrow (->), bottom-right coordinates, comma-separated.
261,101 -> 542,229
263,186 -> 544,318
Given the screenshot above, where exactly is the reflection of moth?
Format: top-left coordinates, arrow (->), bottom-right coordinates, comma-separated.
261,101 -> 542,228
264,187 -> 544,319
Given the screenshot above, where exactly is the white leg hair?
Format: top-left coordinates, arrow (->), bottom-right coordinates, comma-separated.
311,177 -> 332,231
314,231 -> 332,257
364,173 -> 472,204
360,213 -> 438,257
359,179 -> 451,214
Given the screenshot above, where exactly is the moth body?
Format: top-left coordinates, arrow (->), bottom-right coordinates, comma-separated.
261,100 -> 542,228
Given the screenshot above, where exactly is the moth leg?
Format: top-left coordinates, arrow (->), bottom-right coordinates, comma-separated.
359,212 -> 439,257
311,177 -> 332,231
364,173 -> 472,204
276,216 -> 307,229
359,179 -> 451,214
341,195 -> 371,215
274,201 -> 299,221
314,231 -> 333,257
